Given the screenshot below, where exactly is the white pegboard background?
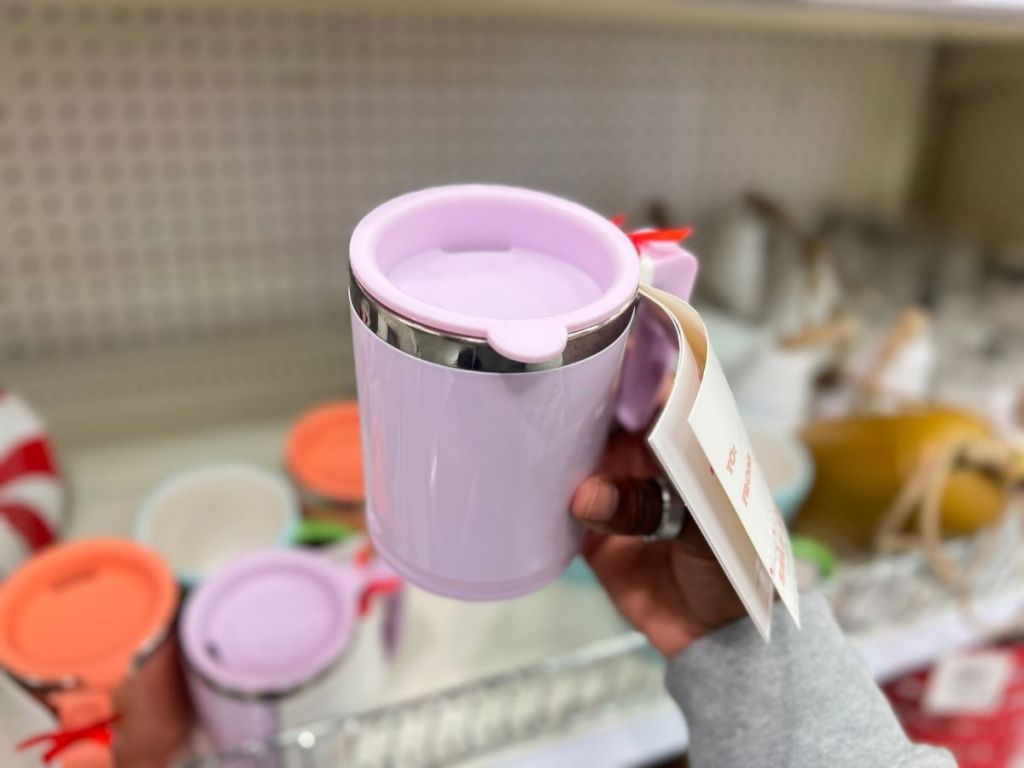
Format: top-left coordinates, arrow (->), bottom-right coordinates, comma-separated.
0,3 -> 934,442
928,45 -> 1024,246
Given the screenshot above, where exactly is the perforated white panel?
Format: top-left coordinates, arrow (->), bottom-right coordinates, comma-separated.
929,46 -> 1024,245
0,3 -> 934,442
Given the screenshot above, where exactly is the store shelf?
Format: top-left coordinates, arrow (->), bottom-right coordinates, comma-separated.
185,632 -> 676,768
485,701 -> 687,768
3,318 -> 357,451
855,584 -> 1024,681
65,419 -> 654,767
827,518 -> 1024,681
33,0 -> 1019,41
175,579 -> 1024,768
64,419 -> 1024,767
321,0 -> 1024,41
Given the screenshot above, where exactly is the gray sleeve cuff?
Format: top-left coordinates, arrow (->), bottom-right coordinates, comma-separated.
665,593 -> 954,768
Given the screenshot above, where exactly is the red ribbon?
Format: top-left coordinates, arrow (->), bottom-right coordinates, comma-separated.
17,715 -> 121,764
611,214 -> 692,254
358,577 -> 403,617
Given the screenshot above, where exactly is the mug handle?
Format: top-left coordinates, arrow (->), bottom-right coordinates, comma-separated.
351,544 -> 405,660
616,240 -> 699,432
358,574 -> 402,617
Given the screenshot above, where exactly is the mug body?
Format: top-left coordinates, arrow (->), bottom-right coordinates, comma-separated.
111,631 -> 193,768
352,309 -> 627,599
348,185 -> 640,600
186,635 -> 388,760
182,550 -> 360,760
186,676 -> 281,761
285,401 -> 367,532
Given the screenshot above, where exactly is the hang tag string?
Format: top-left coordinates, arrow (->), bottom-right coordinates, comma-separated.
17,714 -> 121,764
612,214 -> 692,255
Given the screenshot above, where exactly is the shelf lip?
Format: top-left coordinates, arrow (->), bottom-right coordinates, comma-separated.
489,701 -> 687,768
63,413 -> 1024,767
852,583 -> 1024,682
311,0 -> 1024,41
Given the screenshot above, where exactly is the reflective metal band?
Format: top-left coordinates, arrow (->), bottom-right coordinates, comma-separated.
14,625 -> 173,693
287,472 -> 364,513
296,487 -> 364,514
644,477 -> 688,542
186,650 -> 347,703
349,270 -> 635,373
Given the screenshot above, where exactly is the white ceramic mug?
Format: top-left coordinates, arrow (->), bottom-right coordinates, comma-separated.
136,463 -> 298,586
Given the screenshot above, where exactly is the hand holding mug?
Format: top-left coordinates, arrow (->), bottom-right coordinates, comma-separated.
571,428 -> 746,658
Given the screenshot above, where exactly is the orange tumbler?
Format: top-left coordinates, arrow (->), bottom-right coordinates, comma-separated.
0,539 -> 190,768
285,401 -> 366,531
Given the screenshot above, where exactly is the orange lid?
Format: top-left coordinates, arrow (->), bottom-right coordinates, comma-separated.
285,401 -> 364,503
0,539 -> 176,690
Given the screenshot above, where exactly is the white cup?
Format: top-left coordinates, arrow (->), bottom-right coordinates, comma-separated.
136,463 -> 298,587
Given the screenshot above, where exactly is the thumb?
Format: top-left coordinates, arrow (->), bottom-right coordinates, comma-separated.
571,475 -> 664,537
572,475 -> 716,560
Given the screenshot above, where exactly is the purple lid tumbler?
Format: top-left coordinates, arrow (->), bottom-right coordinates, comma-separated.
181,550 -> 359,758
349,185 -> 697,600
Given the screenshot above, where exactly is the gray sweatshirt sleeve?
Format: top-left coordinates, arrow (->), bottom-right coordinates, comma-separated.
665,593 -> 955,768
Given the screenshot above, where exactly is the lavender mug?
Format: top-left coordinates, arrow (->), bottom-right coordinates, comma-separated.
350,185 -> 698,600
181,549 -> 401,763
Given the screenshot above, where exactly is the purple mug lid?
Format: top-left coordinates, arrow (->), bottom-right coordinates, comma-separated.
349,185 -> 639,364
181,550 -> 357,696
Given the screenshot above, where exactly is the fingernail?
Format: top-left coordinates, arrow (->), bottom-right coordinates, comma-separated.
581,480 -> 618,523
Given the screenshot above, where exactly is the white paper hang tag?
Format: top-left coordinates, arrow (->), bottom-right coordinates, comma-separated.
687,316 -> 800,625
645,313 -> 775,640
640,285 -> 801,636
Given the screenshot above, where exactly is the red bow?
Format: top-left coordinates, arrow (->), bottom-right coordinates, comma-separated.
612,214 -> 692,254
358,576 -> 403,616
17,715 -> 121,764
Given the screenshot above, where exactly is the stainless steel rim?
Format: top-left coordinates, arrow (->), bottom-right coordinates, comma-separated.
349,269 -> 635,373
186,647 -> 348,703
295,486 -> 364,514
13,624 -> 173,693
644,477 -> 688,542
